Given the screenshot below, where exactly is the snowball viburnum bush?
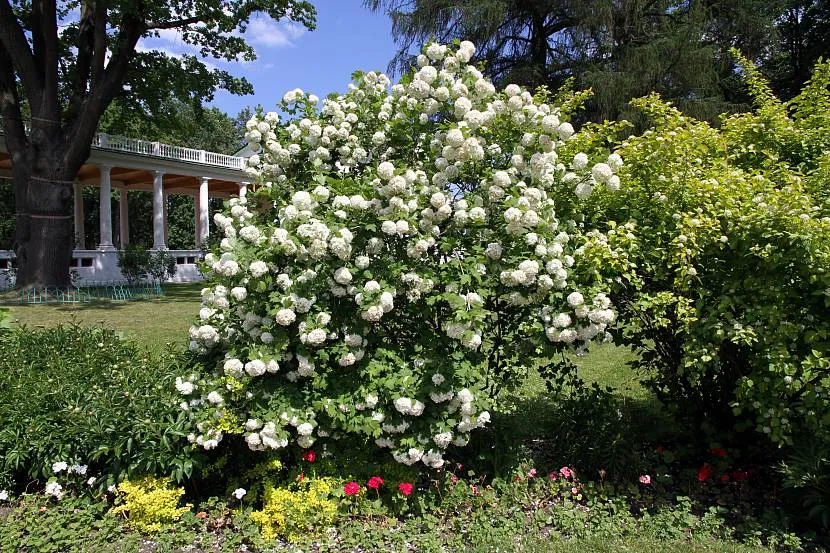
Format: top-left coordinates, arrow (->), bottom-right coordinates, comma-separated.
183,41 -> 626,468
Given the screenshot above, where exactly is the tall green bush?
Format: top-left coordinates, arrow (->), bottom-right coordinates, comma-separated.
579,54 -> 830,445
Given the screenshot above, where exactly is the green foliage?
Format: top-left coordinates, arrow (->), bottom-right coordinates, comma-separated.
99,100 -> 250,155
116,245 -> 178,283
583,57 -> 830,445
147,249 -> 178,283
112,476 -> 192,533
779,436 -> 830,529
0,325 -> 199,488
366,0 -> 785,122
0,307 -> 12,331
116,244 -> 152,284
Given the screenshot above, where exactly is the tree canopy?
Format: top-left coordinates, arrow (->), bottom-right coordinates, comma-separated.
364,0 -> 826,122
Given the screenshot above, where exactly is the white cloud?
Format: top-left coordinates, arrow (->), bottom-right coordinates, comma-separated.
246,17 -> 306,48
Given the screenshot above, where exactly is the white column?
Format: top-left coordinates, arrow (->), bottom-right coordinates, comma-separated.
73,182 -> 85,249
152,170 -> 166,249
163,192 -> 169,244
98,165 -> 115,250
198,177 -> 209,246
238,181 -> 248,200
194,192 -> 201,247
119,187 -> 129,247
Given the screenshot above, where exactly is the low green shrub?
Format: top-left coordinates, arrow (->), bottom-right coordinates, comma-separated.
117,245 -> 178,284
116,244 -> 151,284
0,324 -> 199,489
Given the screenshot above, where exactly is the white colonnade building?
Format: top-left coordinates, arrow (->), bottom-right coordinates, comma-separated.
0,129 -> 249,283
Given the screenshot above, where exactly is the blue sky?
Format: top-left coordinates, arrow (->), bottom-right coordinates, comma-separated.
140,1 -> 403,117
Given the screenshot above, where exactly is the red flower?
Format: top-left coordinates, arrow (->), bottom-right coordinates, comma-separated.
344,482 -> 360,496
398,482 -> 413,496
296,472 -> 305,482
656,446 -> 666,455
731,470 -> 748,481
367,476 -> 384,489
720,474 -> 730,482
710,448 -> 727,458
697,464 -> 711,482
302,450 -> 316,463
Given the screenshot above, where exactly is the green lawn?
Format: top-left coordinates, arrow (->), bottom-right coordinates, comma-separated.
3,283 -> 203,350
3,283 -> 646,393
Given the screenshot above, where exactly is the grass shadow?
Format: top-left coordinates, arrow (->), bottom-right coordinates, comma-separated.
459,343 -> 676,482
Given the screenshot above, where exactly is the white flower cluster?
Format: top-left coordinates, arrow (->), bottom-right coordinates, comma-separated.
184,41 -> 622,467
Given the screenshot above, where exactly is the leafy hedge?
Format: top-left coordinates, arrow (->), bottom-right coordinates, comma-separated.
0,325 -> 199,489
575,53 -> 830,446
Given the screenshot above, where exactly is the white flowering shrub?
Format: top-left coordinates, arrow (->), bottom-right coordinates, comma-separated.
183,41 -> 626,468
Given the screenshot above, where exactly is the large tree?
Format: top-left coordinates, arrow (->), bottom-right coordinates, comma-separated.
764,0 -> 830,99
364,0 -> 782,122
0,0 -> 315,287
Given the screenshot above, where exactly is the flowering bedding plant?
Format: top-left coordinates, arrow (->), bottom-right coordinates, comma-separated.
181,41 -> 628,467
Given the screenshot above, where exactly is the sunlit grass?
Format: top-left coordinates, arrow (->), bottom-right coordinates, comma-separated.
4,283 -> 202,351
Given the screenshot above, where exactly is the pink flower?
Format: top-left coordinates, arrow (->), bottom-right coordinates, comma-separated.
639,474 -> 652,485
528,468 -> 538,478
560,466 -> 573,479
548,472 -> 558,480
571,487 -> 579,495
367,476 -> 384,490
398,482 -> 413,496
451,474 -> 459,485
344,482 -> 360,496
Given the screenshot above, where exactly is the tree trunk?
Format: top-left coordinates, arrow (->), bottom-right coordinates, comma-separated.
12,147 -> 76,288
